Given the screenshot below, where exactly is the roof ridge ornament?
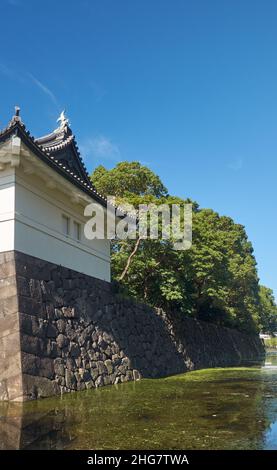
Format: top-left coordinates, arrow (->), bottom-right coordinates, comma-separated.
55,110 -> 70,133
10,105 -> 22,124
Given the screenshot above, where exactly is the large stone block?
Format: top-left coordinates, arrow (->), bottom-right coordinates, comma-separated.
0,295 -> 18,319
0,311 -> 20,339
22,374 -> 60,400
0,374 -> 23,402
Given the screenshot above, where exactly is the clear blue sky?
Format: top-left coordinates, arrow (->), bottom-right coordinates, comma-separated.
0,0 -> 276,298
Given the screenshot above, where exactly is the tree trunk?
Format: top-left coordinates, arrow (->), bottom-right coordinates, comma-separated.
119,237 -> 141,281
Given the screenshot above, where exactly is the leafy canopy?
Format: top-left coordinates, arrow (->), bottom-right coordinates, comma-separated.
91,161 -> 277,334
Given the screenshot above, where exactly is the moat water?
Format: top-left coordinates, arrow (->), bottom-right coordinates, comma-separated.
0,354 -> 277,450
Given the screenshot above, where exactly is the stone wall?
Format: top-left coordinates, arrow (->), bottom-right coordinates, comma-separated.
0,252 -> 23,401
0,251 -> 265,401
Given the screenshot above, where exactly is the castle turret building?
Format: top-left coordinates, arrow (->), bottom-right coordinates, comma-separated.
0,109 -> 110,281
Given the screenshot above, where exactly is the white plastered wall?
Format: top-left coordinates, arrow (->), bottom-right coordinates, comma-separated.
0,156 -> 111,281
14,166 -> 111,282
0,167 -> 15,252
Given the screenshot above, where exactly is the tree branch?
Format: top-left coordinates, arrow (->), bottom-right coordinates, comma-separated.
119,237 -> 142,281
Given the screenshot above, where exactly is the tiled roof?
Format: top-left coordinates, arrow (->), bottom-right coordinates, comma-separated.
0,111 -> 107,207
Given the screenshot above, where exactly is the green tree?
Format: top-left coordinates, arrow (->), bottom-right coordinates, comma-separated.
91,161 -> 270,334
187,210 -> 260,332
258,286 -> 277,335
92,162 -> 168,200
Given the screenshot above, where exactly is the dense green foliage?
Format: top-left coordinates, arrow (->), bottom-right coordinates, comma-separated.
258,286 -> 277,334
91,162 -> 277,334
264,337 -> 277,349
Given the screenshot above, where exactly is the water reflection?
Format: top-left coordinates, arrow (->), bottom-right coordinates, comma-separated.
0,362 -> 276,450
262,353 -> 277,449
